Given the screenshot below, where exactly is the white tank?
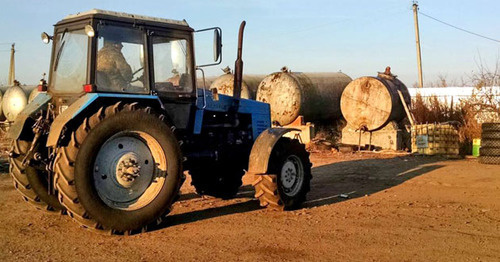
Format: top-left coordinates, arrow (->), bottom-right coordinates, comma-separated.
28,88 -> 40,103
209,73 -> 252,99
0,91 -> 4,121
3,85 -> 28,122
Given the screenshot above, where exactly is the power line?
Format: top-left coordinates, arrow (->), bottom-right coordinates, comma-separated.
419,11 -> 500,43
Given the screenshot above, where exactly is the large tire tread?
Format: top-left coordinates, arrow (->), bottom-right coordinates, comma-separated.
54,102 -> 178,234
482,131 -> 500,140
480,139 -> 500,148
9,140 -> 62,212
252,174 -> 283,210
479,155 -> 500,165
479,147 -> 500,156
482,123 -> 500,132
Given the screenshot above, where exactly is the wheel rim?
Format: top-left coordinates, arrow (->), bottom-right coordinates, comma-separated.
279,155 -> 304,197
93,131 -> 167,210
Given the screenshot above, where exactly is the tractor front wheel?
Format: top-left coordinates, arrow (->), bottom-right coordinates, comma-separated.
253,138 -> 312,210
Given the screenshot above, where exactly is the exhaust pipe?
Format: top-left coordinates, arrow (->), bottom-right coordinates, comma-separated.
232,21 -> 246,101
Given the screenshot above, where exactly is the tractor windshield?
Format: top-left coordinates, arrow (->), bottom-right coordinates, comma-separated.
50,29 -> 89,93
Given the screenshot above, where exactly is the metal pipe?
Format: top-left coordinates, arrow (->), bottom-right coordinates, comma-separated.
8,43 -> 15,86
413,2 -> 423,88
233,21 -> 246,100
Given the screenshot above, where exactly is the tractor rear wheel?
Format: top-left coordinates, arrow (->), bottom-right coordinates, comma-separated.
54,103 -> 182,234
189,161 -> 244,199
253,138 -> 312,210
9,139 -> 63,211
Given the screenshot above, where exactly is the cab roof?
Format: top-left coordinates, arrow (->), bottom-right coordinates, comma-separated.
57,9 -> 191,30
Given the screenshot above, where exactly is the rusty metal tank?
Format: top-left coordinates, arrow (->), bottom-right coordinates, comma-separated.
209,70 -> 265,99
340,68 -> 411,131
196,76 -> 216,89
2,84 -> 28,122
256,68 -> 352,126
210,72 -> 251,99
0,91 -> 3,121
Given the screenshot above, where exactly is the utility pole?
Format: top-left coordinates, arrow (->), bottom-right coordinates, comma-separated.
413,2 -> 423,88
8,43 -> 15,86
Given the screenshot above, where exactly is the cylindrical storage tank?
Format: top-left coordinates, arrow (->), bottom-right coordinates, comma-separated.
256,69 -> 352,126
0,85 -> 9,94
209,73 -> 265,100
210,72 -> 251,99
242,75 -> 266,99
0,91 -> 3,121
0,86 -> 7,121
28,88 -> 40,103
340,70 -> 411,131
23,85 -> 37,101
2,85 -> 28,122
196,76 -> 217,90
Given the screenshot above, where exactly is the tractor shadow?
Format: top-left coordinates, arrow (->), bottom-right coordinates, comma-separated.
151,155 -> 446,231
302,156 -> 446,208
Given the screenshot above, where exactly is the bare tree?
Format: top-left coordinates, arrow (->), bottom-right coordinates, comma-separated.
468,56 -> 500,122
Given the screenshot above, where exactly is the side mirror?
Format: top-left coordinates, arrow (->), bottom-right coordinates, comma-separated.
213,28 -> 222,62
41,32 -> 52,44
195,27 -> 222,68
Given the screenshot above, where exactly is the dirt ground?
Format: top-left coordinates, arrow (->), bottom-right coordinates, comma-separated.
0,151 -> 499,261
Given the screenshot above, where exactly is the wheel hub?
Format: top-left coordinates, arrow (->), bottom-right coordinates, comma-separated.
281,161 -> 297,189
279,155 -> 304,197
115,153 -> 141,187
93,131 -> 165,210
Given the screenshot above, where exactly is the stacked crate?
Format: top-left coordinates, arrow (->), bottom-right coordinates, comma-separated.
411,123 -> 459,155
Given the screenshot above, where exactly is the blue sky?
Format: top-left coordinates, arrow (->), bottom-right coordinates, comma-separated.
0,0 -> 499,87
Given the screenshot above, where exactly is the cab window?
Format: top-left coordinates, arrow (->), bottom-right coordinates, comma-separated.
95,25 -> 146,93
50,29 -> 88,93
152,36 -> 192,93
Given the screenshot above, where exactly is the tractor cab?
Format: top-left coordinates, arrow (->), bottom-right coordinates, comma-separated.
43,9 -> 219,108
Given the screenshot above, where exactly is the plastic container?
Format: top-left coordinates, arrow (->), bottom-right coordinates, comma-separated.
472,139 -> 481,157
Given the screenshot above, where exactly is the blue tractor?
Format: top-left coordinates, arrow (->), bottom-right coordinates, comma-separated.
8,10 -> 312,234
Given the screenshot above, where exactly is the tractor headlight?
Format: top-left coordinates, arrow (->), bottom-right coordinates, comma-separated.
85,25 -> 95,37
41,32 -> 52,44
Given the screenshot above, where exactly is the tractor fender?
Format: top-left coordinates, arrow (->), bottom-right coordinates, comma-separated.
46,93 -> 161,147
8,92 -> 52,140
247,127 -> 300,176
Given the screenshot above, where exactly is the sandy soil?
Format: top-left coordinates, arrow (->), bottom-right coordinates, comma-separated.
0,151 -> 499,261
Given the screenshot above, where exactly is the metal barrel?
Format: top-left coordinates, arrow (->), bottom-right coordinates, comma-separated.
2,85 -> 28,122
210,73 -> 251,99
28,87 -> 41,103
0,86 -> 8,121
209,72 -> 265,100
0,85 -> 9,94
196,76 -> 217,90
242,75 -> 266,99
22,85 -> 37,99
0,90 -> 3,121
256,69 -> 352,126
340,70 -> 411,131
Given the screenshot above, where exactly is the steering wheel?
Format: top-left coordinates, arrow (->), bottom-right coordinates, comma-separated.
129,67 -> 144,84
